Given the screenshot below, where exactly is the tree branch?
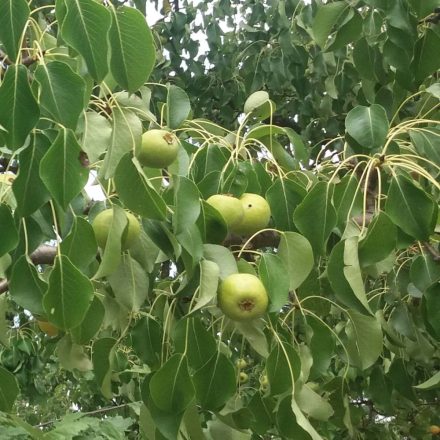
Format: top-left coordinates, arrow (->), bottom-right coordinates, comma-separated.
0,49 -> 43,67
0,245 -> 57,294
423,242 -> 440,262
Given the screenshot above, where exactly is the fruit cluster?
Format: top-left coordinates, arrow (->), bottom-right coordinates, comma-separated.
206,193 -> 271,236
87,130 -> 273,327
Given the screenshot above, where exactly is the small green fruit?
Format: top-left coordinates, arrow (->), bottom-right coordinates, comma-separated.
231,193 -> 271,236
239,372 -> 249,383
259,374 -> 268,387
236,358 -> 248,370
92,209 -> 140,250
218,273 -> 269,321
206,194 -> 244,230
136,129 -> 179,168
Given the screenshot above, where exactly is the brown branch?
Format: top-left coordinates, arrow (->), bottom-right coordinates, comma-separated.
34,402 -> 135,428
29,245 -> 57,265
0,49 -> 43,67
424,242 -> 440,262
0,245 -> 57,294
223,230 -> 280,250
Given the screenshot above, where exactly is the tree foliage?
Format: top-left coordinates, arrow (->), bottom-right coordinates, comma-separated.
0,0 -> 439,438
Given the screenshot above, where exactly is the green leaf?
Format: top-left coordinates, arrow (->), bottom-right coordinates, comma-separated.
266,178 -> 304,231
410,254 -> 440,293
167,85 -> 191,129
276,396 -> 312,440
343,237 -> 372,313
235,320 -> 269,358
307,316 -> 335,379
39,128 -> 89,210
0,65 -> 40,150
197,201 -> 228,245
43,255 -> 94,330
12,134 -> 51,217
92,338 -> 116,399
282,127 -> 309,164
368,366 -> 393,414
61,0 -> 111,82
57,334 -> 92,372
0,297 -> 9,347
388,358 -> 416,401
385,175 -> 435,240
0,0 -> 30,62
0,366 -> 19,412
9,256 -> 47,316
258,254 -> 290,312
190,259 -> 219,314
296,385 -> 334,421
248,393 -> 274,435
312,1 -> 348,48
60,216 -> 97,271
266,341 -> 301,395
141,376 -> 185,440
413,28 -> 440,83
114,153 -> 167,220
108,254 -> 149,312
327,240 -> 371,314
278,232 -> 314,290
131,316 -> 162,368
35,61 -> 86,129
143,219 -> 181,259
408,0 -> 440,18
149,354 -> 195,413
244,91 -> 269,113
333,174 -> 362,230
203,244 -> 237,279
173,176 -> 201,236
101,107 -> 142,179
193,352 -> 236,411
127,227 -> 160,273
191,144 -> 229,184
110,6 -> 155,92
345,309 -> 383,370
70,296 -> 105,345
93,205 -> 127,278
424,283 -> 440,338
177,225 -> 204,273
79,111 -> 112,164
345,104 -> 389,150
0,204 -> 18,257
414,371 -> 440,390
174,318 -> 217,370
183,402 -> 206,440
359,212 -> 396,267
326,10 -> 362,51
410,129 -> 440,168
352,38 -> 378,80
294,182 -> 336,256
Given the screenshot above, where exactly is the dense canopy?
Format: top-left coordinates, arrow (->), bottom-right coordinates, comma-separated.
0,0 -> 439,438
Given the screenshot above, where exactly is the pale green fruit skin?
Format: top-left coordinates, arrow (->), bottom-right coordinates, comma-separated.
0,174 -> 15,184
136,129 -> 179,168
259,374 -> 268,387
92,209 -> 140,250
239,372 -> 249,383
236,358 -> 247,370
231,193 -> 271,235
218,273 -> 269,321
206,194 -> 244,230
